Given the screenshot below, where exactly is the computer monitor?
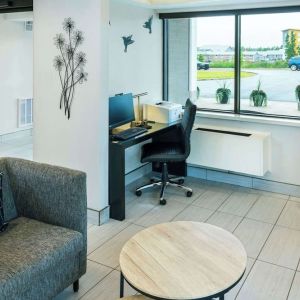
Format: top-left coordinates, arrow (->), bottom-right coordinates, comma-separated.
109,93 -> 135,129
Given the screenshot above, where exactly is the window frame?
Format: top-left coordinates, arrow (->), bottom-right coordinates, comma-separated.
160,5 -> 300,120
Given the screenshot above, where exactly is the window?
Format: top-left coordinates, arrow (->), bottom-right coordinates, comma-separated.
18,98 -> 33,127
196,16 -> 235,112
162,6 -> 300,120
241,12 -> 300,118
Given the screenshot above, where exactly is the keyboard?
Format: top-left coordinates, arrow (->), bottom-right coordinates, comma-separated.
113,127 -> 148,141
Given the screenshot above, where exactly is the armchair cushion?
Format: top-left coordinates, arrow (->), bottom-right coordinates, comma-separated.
0,217 -> 83,298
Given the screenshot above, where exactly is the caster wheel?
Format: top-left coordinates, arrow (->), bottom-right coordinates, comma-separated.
136,190 -> 142,197
160,199 -> 167,205
178,179 -> 184,185
186,191 -> 193,198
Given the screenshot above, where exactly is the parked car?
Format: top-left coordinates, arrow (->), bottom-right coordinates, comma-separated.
197,61 -> 210,70
288,56 -> 300,71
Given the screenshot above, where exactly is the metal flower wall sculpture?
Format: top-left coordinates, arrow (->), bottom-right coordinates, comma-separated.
54,18 -> 88,119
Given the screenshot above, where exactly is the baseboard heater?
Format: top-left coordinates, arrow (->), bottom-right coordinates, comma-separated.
188,125 -> 271,177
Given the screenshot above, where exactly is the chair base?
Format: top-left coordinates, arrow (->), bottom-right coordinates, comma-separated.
136,163 -> 193,205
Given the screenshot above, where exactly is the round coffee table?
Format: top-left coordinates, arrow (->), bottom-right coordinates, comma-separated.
119,221 -> 247,300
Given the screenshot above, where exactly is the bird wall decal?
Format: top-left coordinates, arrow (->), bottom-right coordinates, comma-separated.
143,16 -> 153,34
122,35 -> 135,53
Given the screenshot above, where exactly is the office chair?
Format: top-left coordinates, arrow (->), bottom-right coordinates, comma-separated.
135,99 -> 197,205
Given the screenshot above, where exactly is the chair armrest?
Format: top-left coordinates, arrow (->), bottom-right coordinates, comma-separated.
5,158 -> 87,238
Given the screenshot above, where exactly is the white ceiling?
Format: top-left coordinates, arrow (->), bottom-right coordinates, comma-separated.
125,0 -> 300,11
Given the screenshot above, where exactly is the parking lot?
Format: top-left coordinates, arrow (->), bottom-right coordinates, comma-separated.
198,68 -> 300,102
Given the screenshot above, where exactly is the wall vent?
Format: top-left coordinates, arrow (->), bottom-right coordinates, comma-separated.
24,21 -> 33,32
18,98 -> 33,127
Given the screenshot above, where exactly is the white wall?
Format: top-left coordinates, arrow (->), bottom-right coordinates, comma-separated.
196,116 -> 300,186
0,15 -> 33,136
33,0 -> 109,211
109,0 -> 162,104
109,0 -> 163,174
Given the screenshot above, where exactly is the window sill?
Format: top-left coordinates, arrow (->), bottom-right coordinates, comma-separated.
196,111 -> 300,128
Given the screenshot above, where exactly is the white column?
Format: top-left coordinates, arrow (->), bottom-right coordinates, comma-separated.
33,0 -> 109,212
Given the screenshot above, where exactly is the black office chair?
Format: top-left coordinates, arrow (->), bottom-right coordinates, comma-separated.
135,99 -> 197,205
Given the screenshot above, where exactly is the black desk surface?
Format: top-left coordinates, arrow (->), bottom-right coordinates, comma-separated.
109,121 -> 182,221
110,122 -> 180,148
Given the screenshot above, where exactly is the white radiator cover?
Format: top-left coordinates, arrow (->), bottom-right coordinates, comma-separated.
188,125 -> 271,177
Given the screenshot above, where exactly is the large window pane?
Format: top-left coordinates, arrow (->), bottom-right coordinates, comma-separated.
195,16 -> 235,111
241,12 -> 300,117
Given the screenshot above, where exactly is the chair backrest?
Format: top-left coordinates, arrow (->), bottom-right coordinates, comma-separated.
180,98 -> 197,158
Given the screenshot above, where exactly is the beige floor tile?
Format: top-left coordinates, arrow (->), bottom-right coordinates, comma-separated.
252,189 -> 289,200
246,196 -> 287,224
88,224 -> 144,269
163,184 -> 206,205
234,218 -> 273,259
125,197 -> 158,223
81,270 -> 136,300
236,261 -> 294,300
224,258 -> 255,300
218,192 -> 259,217
192,189 -> 232,210
134,199 -> 188,227
87,224 -> 94,230
54,261 -> 112,300
277,201 -> 300,230
290,196 -> 300,203
87,220 -> 130,255
288,272 -> 300,300
259,226 -> 300,270
206,211 -> 243,232
172,205 -> 214,222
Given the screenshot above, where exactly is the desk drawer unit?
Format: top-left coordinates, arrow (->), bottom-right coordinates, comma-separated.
188,125 -> 271,177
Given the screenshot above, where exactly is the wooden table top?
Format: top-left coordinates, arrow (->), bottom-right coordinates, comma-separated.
120,221 -> 247,300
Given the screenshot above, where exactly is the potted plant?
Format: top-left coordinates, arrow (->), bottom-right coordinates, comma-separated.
216,82 -> 231,104
295,85 -> 300,111
250,80 -> 267,107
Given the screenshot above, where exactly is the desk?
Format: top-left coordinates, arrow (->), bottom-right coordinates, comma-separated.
119,222 -> 247,300
109,122 -> 182,221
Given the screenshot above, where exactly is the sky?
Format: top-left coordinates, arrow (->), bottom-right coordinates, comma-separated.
197,12 -> 300,48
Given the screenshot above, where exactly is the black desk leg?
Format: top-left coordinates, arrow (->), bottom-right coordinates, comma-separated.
109,143 -> 126,221
120,272 -> 124,298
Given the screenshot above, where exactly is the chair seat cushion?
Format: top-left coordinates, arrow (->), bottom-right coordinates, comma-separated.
0,217 -> 83,297
141,142 -> 185,163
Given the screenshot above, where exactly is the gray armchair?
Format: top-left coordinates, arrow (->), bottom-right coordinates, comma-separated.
0,157 -> 87,300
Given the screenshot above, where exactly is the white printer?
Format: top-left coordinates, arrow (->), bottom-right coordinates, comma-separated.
144,101 -> 183,124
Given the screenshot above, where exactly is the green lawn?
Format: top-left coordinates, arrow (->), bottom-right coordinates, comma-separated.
198,70 -> 256,81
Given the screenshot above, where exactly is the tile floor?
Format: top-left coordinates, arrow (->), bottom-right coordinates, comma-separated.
0,132 -> 33,160
54,176 -> 300,300
1,134 -> 299,299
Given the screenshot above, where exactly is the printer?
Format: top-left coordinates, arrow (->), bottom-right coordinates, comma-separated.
144,101 -> 183,124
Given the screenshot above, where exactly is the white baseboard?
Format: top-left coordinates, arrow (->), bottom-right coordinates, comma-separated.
188,165 -> 300,197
